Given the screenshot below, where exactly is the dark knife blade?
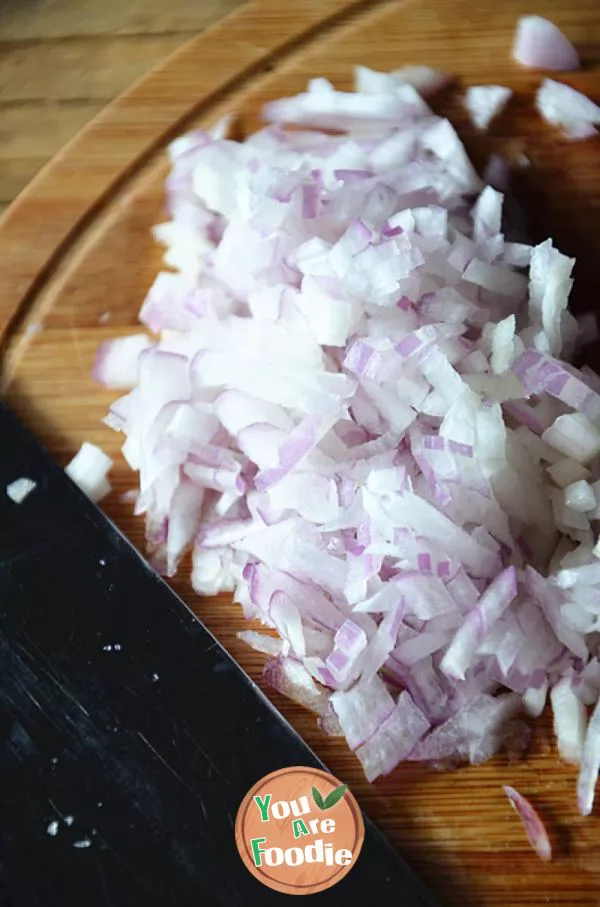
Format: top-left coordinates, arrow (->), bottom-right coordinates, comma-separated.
0,402 -> 439,907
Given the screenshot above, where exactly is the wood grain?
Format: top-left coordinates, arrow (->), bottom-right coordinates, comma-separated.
0,0 -> 241,39
0,0 -> 243,212
1,0 -> 600,904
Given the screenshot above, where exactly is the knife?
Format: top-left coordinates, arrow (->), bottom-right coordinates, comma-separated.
0,402 -> 440,907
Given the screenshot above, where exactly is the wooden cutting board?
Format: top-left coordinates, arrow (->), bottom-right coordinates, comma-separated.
1,1 -> 600,903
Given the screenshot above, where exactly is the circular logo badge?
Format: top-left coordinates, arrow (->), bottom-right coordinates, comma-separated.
235,766 -> 364,895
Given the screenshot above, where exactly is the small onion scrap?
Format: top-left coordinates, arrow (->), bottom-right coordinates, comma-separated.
504,785 -> 552,861
6,477 -> 37,504
65,442 -> 113,503
95,63 -> 600,814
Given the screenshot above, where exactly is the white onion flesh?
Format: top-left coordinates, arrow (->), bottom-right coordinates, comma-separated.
536,79 -> 600,140
513,16 -> 580,72
95,64 -> 600,820
465,85 -> 512,132
65,442 -> 113,503
6,477 -> 37,503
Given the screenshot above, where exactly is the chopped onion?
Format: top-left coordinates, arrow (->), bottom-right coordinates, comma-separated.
392,66 -> 452,97
236,629 -> 283,657
440,567 -> 518,681
563,480 -> 596,514
578,697 -> 600,815
542,414 -> 600,464
355,690 -> 430,782
547,458 -> 590,489
504,785 -> 552,861
355,65 -> 451,99
523,679 -> 548,718
263,656 -> 332,717
465,85 -> 512,132
536,79 -> 600,140
93,334 -> 152,389
513,16 -> 580,72
65,442 -> 112,503
95,67 -> 600,807
550,676 -> 587,764
6,477 -> 36,503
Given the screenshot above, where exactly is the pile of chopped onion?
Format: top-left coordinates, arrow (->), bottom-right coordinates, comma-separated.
96,65 -> 600,815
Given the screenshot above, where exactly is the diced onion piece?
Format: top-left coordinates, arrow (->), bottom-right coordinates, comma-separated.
263,77 -> 429,130
6,477 -> 36,504
353,65 -> 451,99
237,630 -> 283,657
465,85 -> 512,131
553,562 -> 600,590
542,414 -> 600,465
536,79 -> 600,140
513,16 -> 579,71
93,334 -> 152,389
491,315 -> 517,375
65,442 -> 113,503
578,697 -> 600,816
331,675 -> 395,751
563,480 -> 596,514
440,568 -> 518,681
355,691 -> 430,782
263,656 -> 331,716
504,785 -> 552,861
391,65 -> 452,97
547,458 -> 590,489
354,65 -> 402,94
550,676 -> 587,764
523,680 -> 548,719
